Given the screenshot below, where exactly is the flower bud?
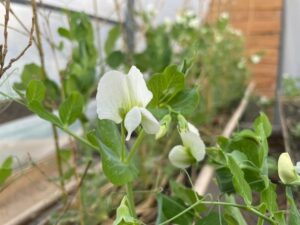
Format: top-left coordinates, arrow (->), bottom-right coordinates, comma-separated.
155,114 -> 172,139
177,114 -> 188,133
169,121 -> 205,169
278,153 -> 299,184
168,146 -> 195,169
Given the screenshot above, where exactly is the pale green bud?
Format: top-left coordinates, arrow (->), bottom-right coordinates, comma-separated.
113,196 -> 141,225
177,114 -> 188,133
168,146 -> 195,169
155,114 -> 172,139
278,153 -> 299,184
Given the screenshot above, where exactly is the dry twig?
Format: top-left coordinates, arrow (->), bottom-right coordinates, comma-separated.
0,0 -> 35,78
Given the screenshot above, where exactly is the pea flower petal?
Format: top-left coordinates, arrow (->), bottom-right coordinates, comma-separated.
169,145 -> 194,169
278,152 -> 299,184
124,107 -> 160,140
124,107 -> 142,141
96,66 -> 159,140
169,122 -> 206,168
180,130 -> 205,162
140,108 -> 160,134
96,70 -> 129,123
127,66 -> 153,107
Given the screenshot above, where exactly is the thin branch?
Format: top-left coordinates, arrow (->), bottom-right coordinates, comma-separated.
31,0 -> 46,79
0,0 -> 11,73
0,17 -> 35,76
54,160 -> 92,225
0,0 -> 35,78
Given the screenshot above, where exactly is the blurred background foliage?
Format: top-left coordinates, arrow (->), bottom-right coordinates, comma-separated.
105,11 -> 251,125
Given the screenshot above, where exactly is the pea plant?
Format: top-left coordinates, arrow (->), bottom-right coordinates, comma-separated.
4,59 -> 300,224
1,4 -> 299,225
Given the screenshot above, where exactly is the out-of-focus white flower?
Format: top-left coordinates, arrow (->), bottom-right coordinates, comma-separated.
259,96 -> 270,105
169,122 -> 205,168
220,12 -> 229,20
164,17 -> 171,26
215,33 -> 223,43
96,66 -> 160,140
176,14 -> 185,24
229,27 -> 243,36
185,10 -> 195,18
237,57 -> 246,69
189,18 -> 200,28
278,153 -> 300,184
250,54 -> 262,64
163,17 -> 172,31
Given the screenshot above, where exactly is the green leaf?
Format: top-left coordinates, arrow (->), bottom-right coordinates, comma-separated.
286,187 -> 300,225
105,26 -> 121,55
44,79 -> 60,102
87,132 -> 138,186
228,132 -> 262,168
0,156 -> 13,186
113,196 -> 141,225
223,195 -> 247,225
28,100 -> 62,126
196,212 -> 227,225
58,27 -> 72,39
216,167 -> 234,193
15,63 -> 44,90
59,149 -> 72,163
26,80 -> 46,102
95,119 -> 122,156
59,92 -> 84,126
227,155 -> 252,205
254,112 -> 272,138
261,182 -> 278,213
148,65 -> 185,106
170,181 -> 206,213
106,50 -> 125,69
156,193 -> 194,225
168,88 -> 199,116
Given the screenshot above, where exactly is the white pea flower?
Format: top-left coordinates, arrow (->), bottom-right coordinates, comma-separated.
176,14 -> 185,24
295,162 -> 300,174
250,54 -> 262,64
185,10 -> 195,18
220,12 -> 229,20
96,66 -> 160,140
169,123 -> 206,169
163,17 -> 172,30
278,153 -> 300,184
188,18 -> 200,28
229,27 -> 243,36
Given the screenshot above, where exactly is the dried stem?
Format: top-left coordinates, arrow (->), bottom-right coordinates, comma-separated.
0,18 -> 35,76
54,160 -> 92,225
31,0 -> 46,79
0,0 -> 35,78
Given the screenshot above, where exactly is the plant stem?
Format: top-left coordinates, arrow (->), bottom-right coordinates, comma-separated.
126,182 -> 136,217
61,128 -> 98,151
121,122 -> 126,161
183,169 -> 199,201
126,130 -> 145,163
52,125 -> 67,200
158,200 -> 277,225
